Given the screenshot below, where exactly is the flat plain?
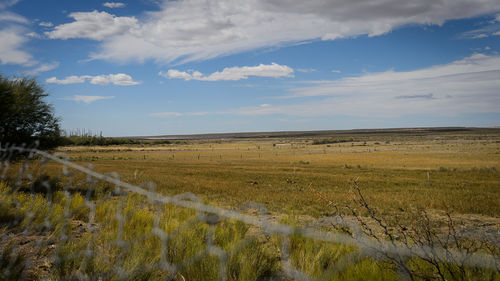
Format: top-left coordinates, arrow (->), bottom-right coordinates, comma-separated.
56,127 -> 500,219
2,127 -> 500,280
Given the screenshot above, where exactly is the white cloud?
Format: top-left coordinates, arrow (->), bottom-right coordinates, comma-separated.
159,63 -> 293,81
103,2 -> 126,8
89,74 -> 141,85
25,61 -> 59,75
0,2 -> 35,66
39,21 -> 53,27
0,11 -> 28,24
46,75 -> 88,84
81,0 -> 500,63
233,54 -> 500,118
0,27 -> 34,65
461,14 -> 500,39
493,31 -> 500,36
60,95 -> 115,104
46,10 -> 138,40
46,73 -> 140,85
331,69 -> 341,73
25,32 -> 42,38
159,69 -> 198,81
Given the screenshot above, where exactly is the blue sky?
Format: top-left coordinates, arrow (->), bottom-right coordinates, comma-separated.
1,0 -> 500,136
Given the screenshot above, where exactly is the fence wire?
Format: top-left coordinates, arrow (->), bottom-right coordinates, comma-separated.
0,144 -> 499,281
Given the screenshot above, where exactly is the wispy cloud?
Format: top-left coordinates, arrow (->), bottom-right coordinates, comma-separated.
25,61 -> 59,75
395,93 -> 435,100
38,21 -> 53,27
461,15 -> 500,39
46,73 -> 141,85
296,68 -> 317,73
0,0 -> 21,10
159,63 -> 293,81
0,4 -> 34,66
47,75 -> 86,84
230,54 -> 500,118
103,2 -> 126,8
59,95 -> 115,104
0,11 -> 28,24
472,34 -> 488,39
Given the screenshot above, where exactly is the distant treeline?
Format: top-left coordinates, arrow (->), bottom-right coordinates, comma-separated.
312,138 -> 355,145
60,135 -> 172,146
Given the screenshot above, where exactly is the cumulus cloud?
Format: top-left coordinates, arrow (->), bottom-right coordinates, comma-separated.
159,63 -> 293,81
89,74 -> 141,85
46,10 -> 138,40
46,73 -> 140,85
60,95 -> 115,104
0,28 -> 34,65
103,2 -> 126,8
233,54 -> 500,117
71,0 -> 500,63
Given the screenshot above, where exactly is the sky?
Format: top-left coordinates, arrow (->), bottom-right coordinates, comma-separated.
1,0 -> 500,137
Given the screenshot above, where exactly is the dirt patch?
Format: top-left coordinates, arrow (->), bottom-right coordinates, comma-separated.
0,220 -> 99,280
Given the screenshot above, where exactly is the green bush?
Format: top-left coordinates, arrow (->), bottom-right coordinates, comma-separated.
0,75 -> 63,149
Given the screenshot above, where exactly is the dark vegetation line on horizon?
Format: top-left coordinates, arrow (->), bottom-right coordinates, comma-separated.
59,126 -> 500,146
126,126 -> 500,141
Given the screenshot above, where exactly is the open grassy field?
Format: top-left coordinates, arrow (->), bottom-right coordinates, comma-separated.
2,128 -> 500,280
55,128 -> 500,218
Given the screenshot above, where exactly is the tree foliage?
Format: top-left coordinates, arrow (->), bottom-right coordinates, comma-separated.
0,75 -> 61,149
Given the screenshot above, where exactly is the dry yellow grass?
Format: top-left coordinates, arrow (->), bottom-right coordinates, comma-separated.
51,132 -> 500,218
2,130 -> 499,280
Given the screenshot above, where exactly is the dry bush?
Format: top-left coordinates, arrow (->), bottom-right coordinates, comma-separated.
309,180 -> 500,281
